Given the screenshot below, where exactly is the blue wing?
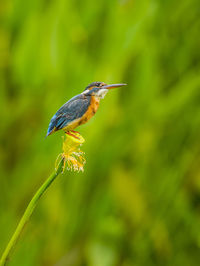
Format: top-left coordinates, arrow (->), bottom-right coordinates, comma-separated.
46,94 -> 91,136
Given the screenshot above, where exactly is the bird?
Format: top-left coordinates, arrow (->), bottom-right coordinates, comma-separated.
46,81 -> 127,138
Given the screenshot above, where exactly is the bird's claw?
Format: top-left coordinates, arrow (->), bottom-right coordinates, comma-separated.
71,130 -> 79,134
66,131 -> 80,140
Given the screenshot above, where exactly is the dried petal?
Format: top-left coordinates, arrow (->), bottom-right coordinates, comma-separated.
56,131 -> 86,172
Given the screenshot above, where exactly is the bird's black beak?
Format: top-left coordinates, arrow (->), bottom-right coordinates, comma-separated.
83,83 -> 127,97
102,83 -> 127,90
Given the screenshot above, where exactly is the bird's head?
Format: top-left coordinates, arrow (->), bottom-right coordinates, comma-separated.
82,81 -> 127,99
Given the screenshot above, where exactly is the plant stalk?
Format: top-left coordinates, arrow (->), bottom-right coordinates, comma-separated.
0,158 -> 64,266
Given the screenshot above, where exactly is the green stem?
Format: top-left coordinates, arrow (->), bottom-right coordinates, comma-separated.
0,158 -> 64,266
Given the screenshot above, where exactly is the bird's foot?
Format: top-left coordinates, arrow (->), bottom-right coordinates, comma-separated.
66,131 -> 80,140
71,130 -> 79,134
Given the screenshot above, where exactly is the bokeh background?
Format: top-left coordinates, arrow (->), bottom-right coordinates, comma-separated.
1,0 -> 200,265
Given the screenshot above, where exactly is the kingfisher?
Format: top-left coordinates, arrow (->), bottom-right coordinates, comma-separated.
46,82 -> 126,137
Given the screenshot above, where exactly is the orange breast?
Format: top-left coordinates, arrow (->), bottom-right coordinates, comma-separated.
63,96 -> 100,132
78,96 -> 100,126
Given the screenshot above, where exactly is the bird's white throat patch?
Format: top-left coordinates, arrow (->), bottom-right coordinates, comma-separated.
96,89 -> 108,99
82,88 -> 108,99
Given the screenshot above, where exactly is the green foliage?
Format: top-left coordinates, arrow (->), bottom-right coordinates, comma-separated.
1,0 -> 200,265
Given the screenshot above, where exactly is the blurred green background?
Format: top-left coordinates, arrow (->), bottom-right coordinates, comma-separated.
1,0 -> 200,265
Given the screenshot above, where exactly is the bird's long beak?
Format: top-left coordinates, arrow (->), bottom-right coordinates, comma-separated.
102,83 -> 127,90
